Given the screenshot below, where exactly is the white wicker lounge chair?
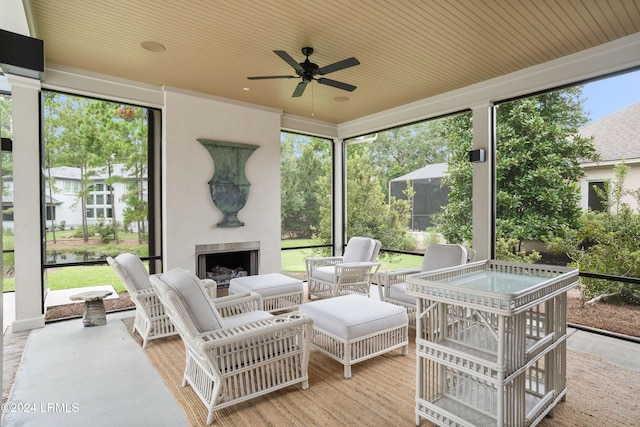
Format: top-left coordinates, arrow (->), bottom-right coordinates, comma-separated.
150,268 -> 313,425
107,253 -> 216,348
377,243 -> 468,327
306,237 -> 381,299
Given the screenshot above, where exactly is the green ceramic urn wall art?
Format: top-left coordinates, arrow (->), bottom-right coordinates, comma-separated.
197,139 -> 259,227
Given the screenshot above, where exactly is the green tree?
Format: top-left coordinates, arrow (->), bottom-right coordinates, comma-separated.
434,88 -> 598,255
44,94 -> 148,243
431,111 -> 474,243
90,101 -> 122,243
315,143 -> 414,253
364,121 -> 450,199
1,95 -> 14,225
122,180 -> 148,243
43,92 -> 64,242
548,162 -> 640,304
45,94 -> 97,241
0,94 -> 11,138
118,107 -> 148,243
280,133 -> 330,239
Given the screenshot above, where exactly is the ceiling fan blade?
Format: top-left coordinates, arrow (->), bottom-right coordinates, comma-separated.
274,50 -> 304,73
318,57 -> 360,75
247,75 -> 297,80
317,78 -> 357,92
292,81 -> 308,97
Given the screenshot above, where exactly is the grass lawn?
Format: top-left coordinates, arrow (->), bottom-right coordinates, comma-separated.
3,230 -> 147,292
281,239 -> 321,272
45,265 -> 126,293
2,238 -> 425,292
45,229 -> 142,241
281,238 -> 423,273
3,265 -> 127,293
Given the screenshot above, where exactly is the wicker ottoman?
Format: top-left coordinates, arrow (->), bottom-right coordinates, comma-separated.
299,294 -> 409,378
229,273 -> 304,313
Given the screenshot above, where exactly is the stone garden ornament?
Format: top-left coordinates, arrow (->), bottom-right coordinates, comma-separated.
198,139 -> 259,227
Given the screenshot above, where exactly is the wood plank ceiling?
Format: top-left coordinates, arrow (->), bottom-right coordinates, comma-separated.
27,0 -> 640,124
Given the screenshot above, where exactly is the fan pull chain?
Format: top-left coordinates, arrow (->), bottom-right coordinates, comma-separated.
311,82 -> 315,116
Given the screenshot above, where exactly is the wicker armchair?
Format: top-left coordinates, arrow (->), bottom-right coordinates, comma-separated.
150,268 -> 313,425
465,247 -> 477,263
306,237 -> 381,299
107,253 -> 216,348
376,244 -> 468,327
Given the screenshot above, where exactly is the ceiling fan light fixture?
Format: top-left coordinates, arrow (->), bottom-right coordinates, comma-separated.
247,47 -> 359,98
141,41 -> 166,52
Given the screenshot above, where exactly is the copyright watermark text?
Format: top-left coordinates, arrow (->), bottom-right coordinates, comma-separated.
1,402 -> 80,413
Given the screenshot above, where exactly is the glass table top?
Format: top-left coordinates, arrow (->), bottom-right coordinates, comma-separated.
435,269 -> 557,295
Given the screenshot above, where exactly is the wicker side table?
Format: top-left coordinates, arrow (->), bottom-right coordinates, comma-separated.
407,260 -> 578,427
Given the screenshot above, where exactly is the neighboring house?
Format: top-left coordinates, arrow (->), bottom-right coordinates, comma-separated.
386,100 -> 640,230
389,163 -> 449,231
579,102 -> 640,212
2,164 -> 148,232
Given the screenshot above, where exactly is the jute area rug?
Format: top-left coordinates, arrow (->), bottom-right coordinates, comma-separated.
123,317 -> 640,426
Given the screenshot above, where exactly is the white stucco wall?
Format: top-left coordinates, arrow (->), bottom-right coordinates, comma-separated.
162,88 -> 283,274
581,161 -> 640,212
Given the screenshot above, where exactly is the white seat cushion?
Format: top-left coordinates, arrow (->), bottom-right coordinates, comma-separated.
161,268 -> 224,333
229,273 -> 303,297
114,253 -> 151,290
222,310 -> 273,329
388,282 -> 416,304
299,295 -> 408,340
311,265 -> 337,283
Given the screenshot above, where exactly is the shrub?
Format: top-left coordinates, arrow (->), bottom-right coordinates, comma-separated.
95,217 -> 114,243
495,237 -> 541,264
547,162 -> 640,305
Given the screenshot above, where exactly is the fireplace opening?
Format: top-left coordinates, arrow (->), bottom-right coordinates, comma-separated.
196,242 -> 259,289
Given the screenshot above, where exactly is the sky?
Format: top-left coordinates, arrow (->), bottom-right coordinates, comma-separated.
581,69 -> 640,123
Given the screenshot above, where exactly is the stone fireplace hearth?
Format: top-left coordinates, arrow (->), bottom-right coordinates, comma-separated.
195,242 -> 260,288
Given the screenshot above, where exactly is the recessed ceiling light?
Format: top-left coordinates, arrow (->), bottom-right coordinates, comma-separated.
141,41 -> 166,52
242,87 -> 251,91
334,96 -> 349,102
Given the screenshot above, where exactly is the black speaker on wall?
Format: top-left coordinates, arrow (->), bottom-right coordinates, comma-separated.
0,29 -> 45,80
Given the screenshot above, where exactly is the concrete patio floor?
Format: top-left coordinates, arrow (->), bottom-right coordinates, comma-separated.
1,288 -> 639,426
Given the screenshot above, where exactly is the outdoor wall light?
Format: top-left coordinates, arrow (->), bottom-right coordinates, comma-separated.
468,148 -> 486,163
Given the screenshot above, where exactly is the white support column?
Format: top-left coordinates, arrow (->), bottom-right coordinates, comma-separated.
333,138 -> 345,256
471,104 -> 494,261
9,74 -> 45,332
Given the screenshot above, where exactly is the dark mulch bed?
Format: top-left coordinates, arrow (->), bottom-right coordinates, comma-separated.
45,292 -> 135,321
566,295 -> 640,338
